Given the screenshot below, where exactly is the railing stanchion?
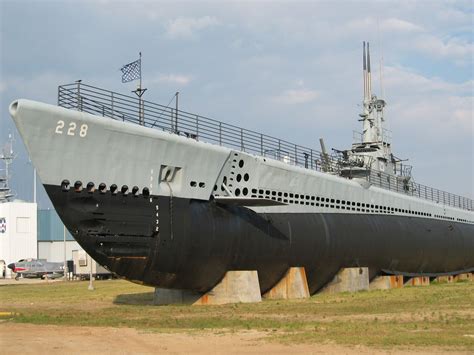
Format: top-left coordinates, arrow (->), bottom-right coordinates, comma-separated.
76,82 -> 81,111
196,115 -> 199,139
171,108 -> 174,132
240,128 -> 244,151
111,92 -> 114,118
219,122 -> 222,146
260,134 -> 263,156
175,92 -> 178,133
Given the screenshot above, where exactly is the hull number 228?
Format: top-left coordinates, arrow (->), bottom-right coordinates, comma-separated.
55,120 -> 88,137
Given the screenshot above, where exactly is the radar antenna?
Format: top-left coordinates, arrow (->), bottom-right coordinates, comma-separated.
0,134 -> 16,203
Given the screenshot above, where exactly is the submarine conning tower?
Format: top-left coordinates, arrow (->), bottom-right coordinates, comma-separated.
361,41 -> 386,146
338,42 -> 409,181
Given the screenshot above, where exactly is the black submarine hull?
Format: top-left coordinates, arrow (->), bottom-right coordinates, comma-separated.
46,184 -> 474,294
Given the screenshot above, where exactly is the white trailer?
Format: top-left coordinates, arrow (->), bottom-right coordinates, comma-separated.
72,250 -> 112,280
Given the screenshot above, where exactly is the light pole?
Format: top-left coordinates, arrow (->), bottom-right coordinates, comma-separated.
63,225 -> 68,281
33,168 -> 36,203
88,254 -> 94,291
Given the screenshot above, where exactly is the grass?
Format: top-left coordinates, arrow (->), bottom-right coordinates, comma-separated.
0,279 -> 473,350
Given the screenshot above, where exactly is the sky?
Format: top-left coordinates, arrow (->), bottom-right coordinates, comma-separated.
0,0 -> 473,208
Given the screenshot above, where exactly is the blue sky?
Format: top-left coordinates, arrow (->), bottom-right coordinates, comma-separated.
1,0 -> 473,207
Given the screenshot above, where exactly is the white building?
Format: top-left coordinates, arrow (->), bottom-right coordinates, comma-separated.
0,201 -> 37,278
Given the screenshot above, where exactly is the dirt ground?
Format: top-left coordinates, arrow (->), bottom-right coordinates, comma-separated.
0,323 -> 470,355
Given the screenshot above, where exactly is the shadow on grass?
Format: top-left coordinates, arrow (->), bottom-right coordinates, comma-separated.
114,292 -> 155,305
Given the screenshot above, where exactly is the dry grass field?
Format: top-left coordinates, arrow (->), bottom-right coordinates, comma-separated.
0,279 -> 473,353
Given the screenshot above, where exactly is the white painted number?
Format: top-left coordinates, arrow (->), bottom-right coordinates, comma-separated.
54,121 -> 88,138
79,124 -> 88,137
67,122 -> 76,136
55,120 -> 65,134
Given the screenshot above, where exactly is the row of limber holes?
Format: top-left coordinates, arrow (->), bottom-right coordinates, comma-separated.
433,214 -> 455,221
249,188 -> 462,219
456,217 -> 473,223
435,214 -> 474,224
61,179 -> 150,197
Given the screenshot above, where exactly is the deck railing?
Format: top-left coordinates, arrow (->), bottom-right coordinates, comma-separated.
57,83 -> 473,211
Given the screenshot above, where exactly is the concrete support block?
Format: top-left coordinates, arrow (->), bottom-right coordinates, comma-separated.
196,270 -> 261,305
454,273 -> 472,282
263,267 -> 310,300
435,275 -> 454,283
370,275 -> 404,290
320,267 -> 369,294
154,270 -> 261,306
404,276 -> 430,286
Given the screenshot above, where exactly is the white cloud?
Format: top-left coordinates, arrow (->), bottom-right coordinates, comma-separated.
3,72 -> 72,104
393,96 -> 471,125
229,38 -> 243,50
381,66 -> 473,134
411,35 -> 473,64
383,65 -> 472,95
242,55 -> 284,72
346,17 -> 422,34
272,89 -> 320,104
381,18 -> 423,32
149,74 -> 193,86
164,16 -> 219,39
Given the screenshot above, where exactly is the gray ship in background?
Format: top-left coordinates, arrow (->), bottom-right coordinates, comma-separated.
9,43 -> 474,294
